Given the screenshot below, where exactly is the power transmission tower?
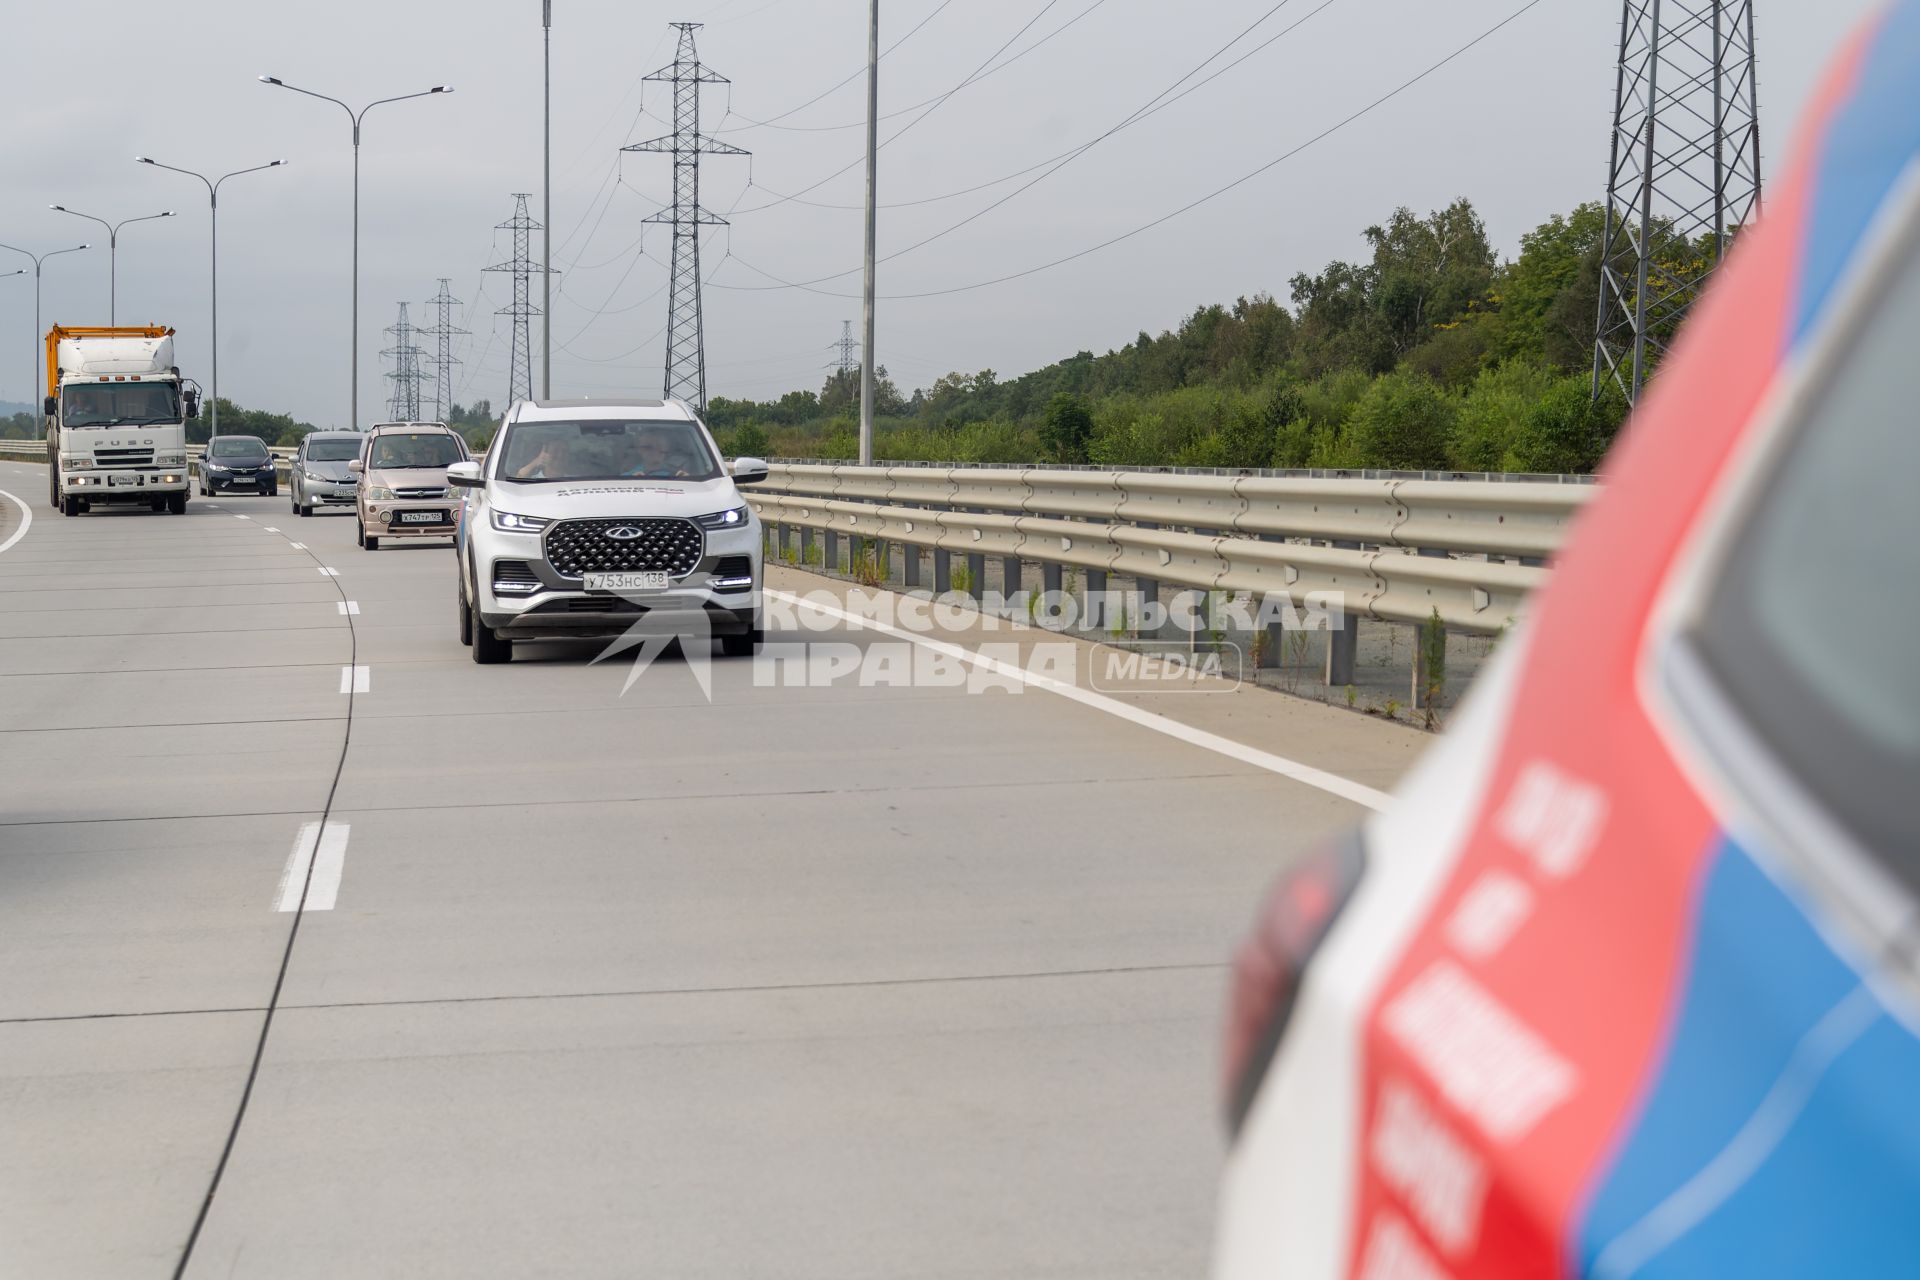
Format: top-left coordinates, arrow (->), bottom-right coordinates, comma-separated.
1593,0 -> 1760,406
422,278 -> 468,423
623,23 -> 748,410
485,193 -> 549,407
382,302 -> 429,421
833,320 -> 856,376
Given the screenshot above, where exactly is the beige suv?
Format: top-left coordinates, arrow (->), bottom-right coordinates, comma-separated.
348,422 -> 471,550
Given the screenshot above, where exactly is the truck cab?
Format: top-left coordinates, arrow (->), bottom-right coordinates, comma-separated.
45,326 -> 197,517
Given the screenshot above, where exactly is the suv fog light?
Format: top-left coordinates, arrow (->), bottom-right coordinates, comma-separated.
712,575 -> 754,591
379,510 -> 393,524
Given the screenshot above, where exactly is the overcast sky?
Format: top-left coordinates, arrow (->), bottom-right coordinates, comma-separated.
0,0 -> 1885,426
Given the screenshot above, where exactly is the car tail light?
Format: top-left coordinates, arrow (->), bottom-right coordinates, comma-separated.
1223,827 -> 1367,1138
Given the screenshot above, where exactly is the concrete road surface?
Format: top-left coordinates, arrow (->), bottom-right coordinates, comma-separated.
0,463 -> 1430,1279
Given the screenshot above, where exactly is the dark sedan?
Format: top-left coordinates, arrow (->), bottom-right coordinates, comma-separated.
198,435 -> 278,496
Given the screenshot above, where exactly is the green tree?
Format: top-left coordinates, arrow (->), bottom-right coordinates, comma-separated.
728,421 -> 771,458
1039,392 -> 1093,464
1343,373 -> 1454,470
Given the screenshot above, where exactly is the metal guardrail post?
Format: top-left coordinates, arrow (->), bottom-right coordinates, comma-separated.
902,538 -> 921,587
1001,555 -> 1022,603
1133,522 -> 1163,639
933,546 -> 951,593
824,528 -> 840,574
799,525 -> 814,568
1326,539 -> 1361,687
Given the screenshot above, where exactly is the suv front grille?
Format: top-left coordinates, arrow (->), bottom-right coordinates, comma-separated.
395,486 -> 449,499
545,518 -> 703,579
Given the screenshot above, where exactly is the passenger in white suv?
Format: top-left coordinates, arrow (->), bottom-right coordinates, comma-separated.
450,398 -> 768,665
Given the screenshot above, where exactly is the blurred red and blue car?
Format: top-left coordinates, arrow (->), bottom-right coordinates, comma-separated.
1213,5 -> 1920,1277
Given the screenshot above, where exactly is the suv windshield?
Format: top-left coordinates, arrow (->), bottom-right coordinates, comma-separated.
498,419 -> 719,483
209,437 -> 270,459
370,433 -> 464,469
62,382 -> 180,427
306,438 -> 362,462
1690,226 -> 1920,865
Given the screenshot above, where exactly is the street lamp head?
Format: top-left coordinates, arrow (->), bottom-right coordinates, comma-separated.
49,204 -> 65,211
135,156 -> 153,165
260,75 -> 282,85
433,86 -> 454,93
162,211 -> 176,218
271,159 -> 289,167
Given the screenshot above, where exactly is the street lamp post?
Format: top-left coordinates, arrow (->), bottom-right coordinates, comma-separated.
0,242 -> 90,415
134,157 -> 286,435
543,0 -> 553,400
48,206 -> 175,325
258,76 -> 453,430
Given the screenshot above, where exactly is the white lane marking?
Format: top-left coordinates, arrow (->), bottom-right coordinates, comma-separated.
234,514 -> 251,520
766,590 -> 1393,811
265,526 -> 280,532
290,542 -> 307,550
337,600 -> 360,615
318,567 -> 339,577
339,664 -> 370,694
275,821 -> 351,912
0,488 -> 32,556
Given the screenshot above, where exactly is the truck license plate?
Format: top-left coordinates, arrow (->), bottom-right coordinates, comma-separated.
108,473 -> 138,486
584,572 -> 668,592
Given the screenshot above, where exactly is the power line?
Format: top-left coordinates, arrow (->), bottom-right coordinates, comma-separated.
724,0 -> 1090,217
1593,0 -> 1759,405
422,279 -> 468,422
728,0 -> 1340,216
381,303 -> 428,421
623,22 -> 748,407
712,0 -> 1550,302
483,193 -> 551,405
715,0 -> 956,132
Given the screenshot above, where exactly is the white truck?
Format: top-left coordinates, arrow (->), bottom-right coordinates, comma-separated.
44,325 -> 198,516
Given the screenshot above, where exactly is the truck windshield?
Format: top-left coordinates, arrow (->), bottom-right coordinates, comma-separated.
62,382 -> 180,427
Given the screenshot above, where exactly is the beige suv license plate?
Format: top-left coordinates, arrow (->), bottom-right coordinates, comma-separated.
584,571 -> 669,592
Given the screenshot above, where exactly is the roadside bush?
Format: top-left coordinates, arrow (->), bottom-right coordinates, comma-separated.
1342,372 -> 1454,470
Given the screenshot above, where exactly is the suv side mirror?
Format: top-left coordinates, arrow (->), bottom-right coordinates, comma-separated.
446,460 -> 484,488
731,456 -> 770,486
347,458 -> 364,475
42,396 -> 57,417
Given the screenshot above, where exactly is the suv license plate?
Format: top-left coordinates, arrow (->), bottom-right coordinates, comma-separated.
399,510 -> 445,524
584,572 -> 669,592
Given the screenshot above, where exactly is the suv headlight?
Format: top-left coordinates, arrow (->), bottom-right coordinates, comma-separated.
695,505 -> 751,530
491,509 -> 552,534
365,485 -> 396,501
63,457 -> 93,471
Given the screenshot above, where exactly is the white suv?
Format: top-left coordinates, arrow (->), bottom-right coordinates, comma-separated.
450,398 -> 767,665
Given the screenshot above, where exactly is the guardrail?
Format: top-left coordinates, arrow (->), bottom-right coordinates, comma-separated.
746,463 -> 1594,643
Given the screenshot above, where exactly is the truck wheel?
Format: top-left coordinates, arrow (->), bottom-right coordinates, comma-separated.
167,492 -> 187,515
61,495 -> 80,517
471,620 -> 512,664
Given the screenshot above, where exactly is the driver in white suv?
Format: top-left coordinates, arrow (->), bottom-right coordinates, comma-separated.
452,398 -> 768,665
